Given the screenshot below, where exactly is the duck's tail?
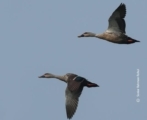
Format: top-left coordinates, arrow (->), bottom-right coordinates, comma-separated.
128,37 -> 140,43
85,81 -> 99,87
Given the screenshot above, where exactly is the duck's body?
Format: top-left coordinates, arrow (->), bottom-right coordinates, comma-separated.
96,31 -> 139,44
78,3 -> 140,44
39,73 -> 99,120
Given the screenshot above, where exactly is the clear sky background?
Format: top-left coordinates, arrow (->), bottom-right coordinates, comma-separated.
0,0 -> 146,120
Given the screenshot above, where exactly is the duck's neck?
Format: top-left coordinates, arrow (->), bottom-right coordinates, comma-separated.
95,33 -> 105,39
89,33 -> 97,37
50,74 -> 67,83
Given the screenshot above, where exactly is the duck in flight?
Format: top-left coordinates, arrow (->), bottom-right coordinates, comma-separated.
39,73 -> 99,119
78,3 -> 140,44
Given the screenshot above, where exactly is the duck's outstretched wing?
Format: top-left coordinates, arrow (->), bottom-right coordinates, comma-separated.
65,76 -> 85,119
65,91 -> 79,120
107,3 -> 126,33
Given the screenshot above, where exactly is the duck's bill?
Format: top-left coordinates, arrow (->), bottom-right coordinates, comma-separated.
78,34 -> 84,38
38,75 -> 45,78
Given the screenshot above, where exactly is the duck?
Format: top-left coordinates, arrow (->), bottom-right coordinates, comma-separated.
78,3 -> 140,44
38,73 -> 99,119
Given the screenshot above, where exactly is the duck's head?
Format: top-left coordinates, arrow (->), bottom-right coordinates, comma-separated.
38,73 -> 54,78
78,32 -> 95,37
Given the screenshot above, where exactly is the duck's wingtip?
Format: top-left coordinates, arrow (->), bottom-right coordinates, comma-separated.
120,3 -> 125,5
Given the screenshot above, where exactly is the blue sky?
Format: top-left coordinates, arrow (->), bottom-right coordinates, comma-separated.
0,0 -> 146,120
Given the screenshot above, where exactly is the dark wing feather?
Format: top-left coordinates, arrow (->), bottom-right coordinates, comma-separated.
65,76 -> 85,119
66,93 -> 79,119
108,3 -> 126,33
